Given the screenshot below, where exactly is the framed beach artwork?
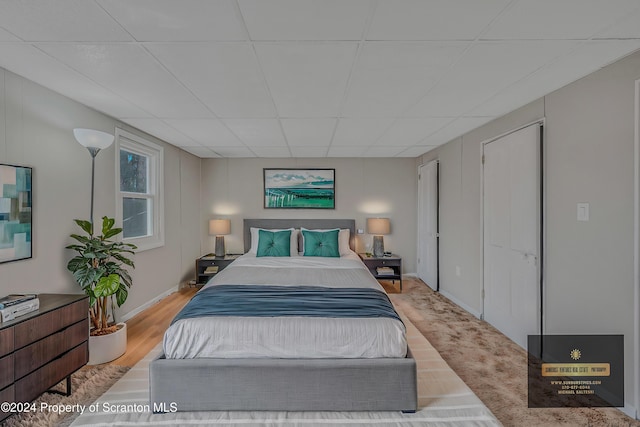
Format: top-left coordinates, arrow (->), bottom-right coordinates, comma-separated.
264,168 -> 335,209
0,163 -> 33,264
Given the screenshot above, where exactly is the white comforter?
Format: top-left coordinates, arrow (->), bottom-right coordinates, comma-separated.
163,252 -> 407,359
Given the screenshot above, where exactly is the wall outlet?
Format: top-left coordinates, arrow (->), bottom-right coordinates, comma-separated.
455,266 -> 461,277
357,229 -> 364,234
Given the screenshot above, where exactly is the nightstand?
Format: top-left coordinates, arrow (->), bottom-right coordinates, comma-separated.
358,253 -> 403,291
195,254 -> 240,285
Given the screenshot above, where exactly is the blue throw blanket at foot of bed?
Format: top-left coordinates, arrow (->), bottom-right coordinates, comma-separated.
171,285 -> 402,325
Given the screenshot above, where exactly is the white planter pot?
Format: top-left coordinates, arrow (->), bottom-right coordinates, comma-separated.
88,322 -> 127,365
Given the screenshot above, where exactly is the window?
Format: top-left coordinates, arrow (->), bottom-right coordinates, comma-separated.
115,128 -> 164,251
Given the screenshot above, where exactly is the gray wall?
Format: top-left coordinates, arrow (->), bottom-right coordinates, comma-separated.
201,157 -> 418,273
417,50 -> 640,414
0,68 -> 202,318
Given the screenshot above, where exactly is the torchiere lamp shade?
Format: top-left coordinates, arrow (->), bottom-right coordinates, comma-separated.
366,218 -> 390,257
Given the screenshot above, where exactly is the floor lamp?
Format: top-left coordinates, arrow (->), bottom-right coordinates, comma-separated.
74,128 -> 114,225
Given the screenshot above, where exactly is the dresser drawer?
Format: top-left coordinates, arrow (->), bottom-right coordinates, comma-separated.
14,299 -> 88,349
0,327 -> 14,357
0,354 -> 13,389
14,319 -> 88,380
0,385 -> 14,422
15,342 -> 88,402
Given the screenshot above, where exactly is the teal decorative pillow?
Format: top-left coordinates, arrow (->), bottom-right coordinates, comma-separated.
302,229 -> 340,257
256,229 -> 291,257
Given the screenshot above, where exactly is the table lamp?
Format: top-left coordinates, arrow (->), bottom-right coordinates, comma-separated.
366,218 -> 390,257
209,219 -> 231,257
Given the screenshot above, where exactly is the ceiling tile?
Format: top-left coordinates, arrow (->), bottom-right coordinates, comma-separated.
181,146 -> 221,158
145,42 -> 275,118
165,119 -> 243,147
343,42 -> 468,117
0,43 -> 150,118
473,40 -> 640,117
367,0 -> 510,41
397,146 -> 439,157
332,118 -> 394,146
375,118 -> 453,146
422,117 -> 494,146
223,119 -> 287,146
0,0 -> 131,42
364,146 -> 407,157
37,43 -> 211,119
97,0 -> 247,41
0,27 -> 20,41
239,0 -> 369,41
212,146 -> 256,157
121,119 -> 197,146
291,146 -> 328,157
483,0 -> 640,40
250,147 -> 292,157
596,7 -> 640,39
326,146 -> 366,157
255,43 -> 357,117
281,118 -> 336,146
408,41 -> 577,117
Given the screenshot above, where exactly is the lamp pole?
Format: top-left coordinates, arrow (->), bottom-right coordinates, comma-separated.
87,147 -> 101,225
74,128 -> 114,228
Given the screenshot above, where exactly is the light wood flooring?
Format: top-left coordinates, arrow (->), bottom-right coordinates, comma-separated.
108,279 -> 403,367
109,286 -> 198,367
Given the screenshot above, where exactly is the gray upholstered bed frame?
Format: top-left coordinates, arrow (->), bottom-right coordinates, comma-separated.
150,219 -> 417,412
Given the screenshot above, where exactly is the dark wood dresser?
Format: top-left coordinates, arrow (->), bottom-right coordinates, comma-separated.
0,294 -> 88,422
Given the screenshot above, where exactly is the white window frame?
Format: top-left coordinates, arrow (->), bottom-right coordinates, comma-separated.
115,128 -> 164,252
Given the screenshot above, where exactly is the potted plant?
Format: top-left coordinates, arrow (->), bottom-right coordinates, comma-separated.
66,216 -> 136,364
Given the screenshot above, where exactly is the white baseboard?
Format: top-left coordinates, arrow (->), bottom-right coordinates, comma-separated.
403,272 -> 417,278
119,284 -> 179,323
439,289 -> 483,319
621,402 -> 637,420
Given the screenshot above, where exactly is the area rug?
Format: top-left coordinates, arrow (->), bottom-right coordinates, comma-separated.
389,280 -> 640,427
3,364 -> 129,427
68,312 -> 501,426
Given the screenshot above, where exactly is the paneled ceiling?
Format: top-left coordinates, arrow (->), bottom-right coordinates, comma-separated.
1,0 -> 639,158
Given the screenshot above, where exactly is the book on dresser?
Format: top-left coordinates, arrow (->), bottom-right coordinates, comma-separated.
0,298 -> 40,322
0,294 -> 37,309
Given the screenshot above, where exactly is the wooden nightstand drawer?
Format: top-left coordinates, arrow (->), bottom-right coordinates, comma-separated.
14,299 -> 88,349
196,255 -> 240,284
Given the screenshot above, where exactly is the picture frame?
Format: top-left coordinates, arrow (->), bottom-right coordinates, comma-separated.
264,168 -> 335,209
0,163 -> 33,264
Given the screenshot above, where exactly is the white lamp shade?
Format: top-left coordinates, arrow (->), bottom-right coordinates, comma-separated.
209,219 -> 231,236
366,218 -> 390,235
73,128 -> 114,150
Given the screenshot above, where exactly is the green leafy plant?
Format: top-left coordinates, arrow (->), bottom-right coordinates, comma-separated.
66,216 -> 136,336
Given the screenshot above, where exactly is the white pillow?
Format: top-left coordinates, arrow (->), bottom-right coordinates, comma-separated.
300,228 -> 351,256
249,227 -> 299,256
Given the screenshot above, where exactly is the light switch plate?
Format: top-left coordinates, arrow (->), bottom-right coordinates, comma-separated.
577,203 -> 589,221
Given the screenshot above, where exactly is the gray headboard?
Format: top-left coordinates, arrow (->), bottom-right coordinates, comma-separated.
243,219 -> 356,253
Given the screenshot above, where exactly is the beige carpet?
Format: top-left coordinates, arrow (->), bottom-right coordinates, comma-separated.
2,365 -> 129,427
388,278 -> 640,427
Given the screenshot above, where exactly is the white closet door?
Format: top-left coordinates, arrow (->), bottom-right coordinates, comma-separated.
418,160 -> 439,290
483,124 -> 540,349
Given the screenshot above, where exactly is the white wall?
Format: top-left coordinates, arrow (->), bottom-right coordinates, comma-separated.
0,68 -> 202,318
201,157 -> 418,273
416,50 -> 640,414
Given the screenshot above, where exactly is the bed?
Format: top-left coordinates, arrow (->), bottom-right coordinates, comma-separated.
150,219 -> 417,412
